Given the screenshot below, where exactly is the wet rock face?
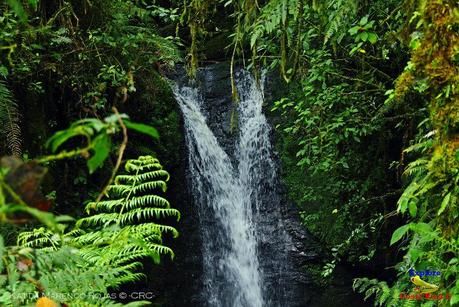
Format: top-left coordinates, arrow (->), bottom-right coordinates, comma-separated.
195,63 -> 238,159
168,63 -> 236,157
165,62 -> 322,306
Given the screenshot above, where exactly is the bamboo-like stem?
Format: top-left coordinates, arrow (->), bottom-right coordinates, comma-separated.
37,147 -> 90,164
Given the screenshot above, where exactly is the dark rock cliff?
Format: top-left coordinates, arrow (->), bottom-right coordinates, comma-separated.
158,62 -> 325,306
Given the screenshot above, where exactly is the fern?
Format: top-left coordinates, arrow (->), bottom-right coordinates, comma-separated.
353,277 -> 436,307
323,0 -> 358,45
0,81 -> 21,157
3,155 -> 179,305
0,244 -> 146,306
74,155 -> 180,287
353,277 -> 410,307
17,227 -> 61,249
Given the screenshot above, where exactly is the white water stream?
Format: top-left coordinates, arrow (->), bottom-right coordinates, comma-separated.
174,71 -> 279,307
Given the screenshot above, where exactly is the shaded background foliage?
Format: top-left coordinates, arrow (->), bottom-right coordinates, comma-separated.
175,0 -> 459,305
0,0 -> 183,213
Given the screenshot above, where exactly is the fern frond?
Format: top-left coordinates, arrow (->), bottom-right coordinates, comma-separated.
111,272 -> 146,287
127,222 -> 179,238
324,0 -> 358,45
79,208 -> 180,228
116,169 -> 170,183
17,227 -> 60,249
118,207 -> 180,223
73,230 -> 117,246
130,181 -> 168,194
72,155 -> 180,291
353,277 -> 411,307
85,199 -> 125,213
125,195 -> 170,209
0,80 -> 22,156
107,181 -> 168,195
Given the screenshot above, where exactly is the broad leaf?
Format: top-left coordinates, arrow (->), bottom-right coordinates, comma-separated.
437,192 -> 451,216
7,205 -> 59,232
390,224 -> 410,246
451,294 -> 459,306
368,33 -> 378,44
411,222 -> 432,233
124,120 -> 159,140
46,128 -> 83,153
87,134 -> 111,174
348,26 -> 360,35
359,16 -> 368,26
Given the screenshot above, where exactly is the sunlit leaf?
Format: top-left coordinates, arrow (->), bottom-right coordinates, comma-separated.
368,33 -> 378,44
390,224 -> 410,246
46,128 -> 85,153
87,134 -> 111,174
438,192 -> 451,216
124,120 -> 159,140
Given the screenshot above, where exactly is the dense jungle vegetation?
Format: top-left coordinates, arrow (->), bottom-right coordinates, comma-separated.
0,0 -> 458,306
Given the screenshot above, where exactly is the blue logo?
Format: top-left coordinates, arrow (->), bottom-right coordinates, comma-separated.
408,269 -> 441,277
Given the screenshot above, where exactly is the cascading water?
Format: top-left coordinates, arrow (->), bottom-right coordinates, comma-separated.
173,69 -> 296,306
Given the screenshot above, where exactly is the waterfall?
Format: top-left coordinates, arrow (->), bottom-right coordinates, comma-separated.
173,69 -> 290,307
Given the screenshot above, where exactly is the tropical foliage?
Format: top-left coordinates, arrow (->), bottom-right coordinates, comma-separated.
0,118 -> 178,306
180,0 -> 459,305
1,0 -> 458,306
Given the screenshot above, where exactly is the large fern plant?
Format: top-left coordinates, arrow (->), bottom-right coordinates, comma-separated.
2,156 -> 180,306
74,155 -> 180,287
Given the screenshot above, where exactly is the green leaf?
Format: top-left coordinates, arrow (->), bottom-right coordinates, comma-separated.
74,119 -> 106,132
87,134 -> 111,174
6,0 -> 27,22
399,197 -> 409,214
46,128 -> 84,153
26,207 -> 59,232
250,30 -> 260,48
368,33 -> 378,44
408,201 -> 417,217
451,294 -> 459,305
438,192 -> 451,215
407,248 -> 423,263
0,235 -> 4,272
55,215 -> 75,222
411,222 -> 432,233
0,66 -> 8,78
414,222 -> 437,244
359,32 -> 369,42
348,26 -> 360,35
28,0 -> 38,10
104,113 -> 129,124
359,16 -> 368,26
6,205 -> 59,232
390,224 -> 410,246
124,120 -> 159,140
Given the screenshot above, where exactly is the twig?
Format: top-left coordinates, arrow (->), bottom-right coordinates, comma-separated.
0,178 -> 27,206
348,190 -> 403,207
37,147 -> 90,164
95,107 -> 128,203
